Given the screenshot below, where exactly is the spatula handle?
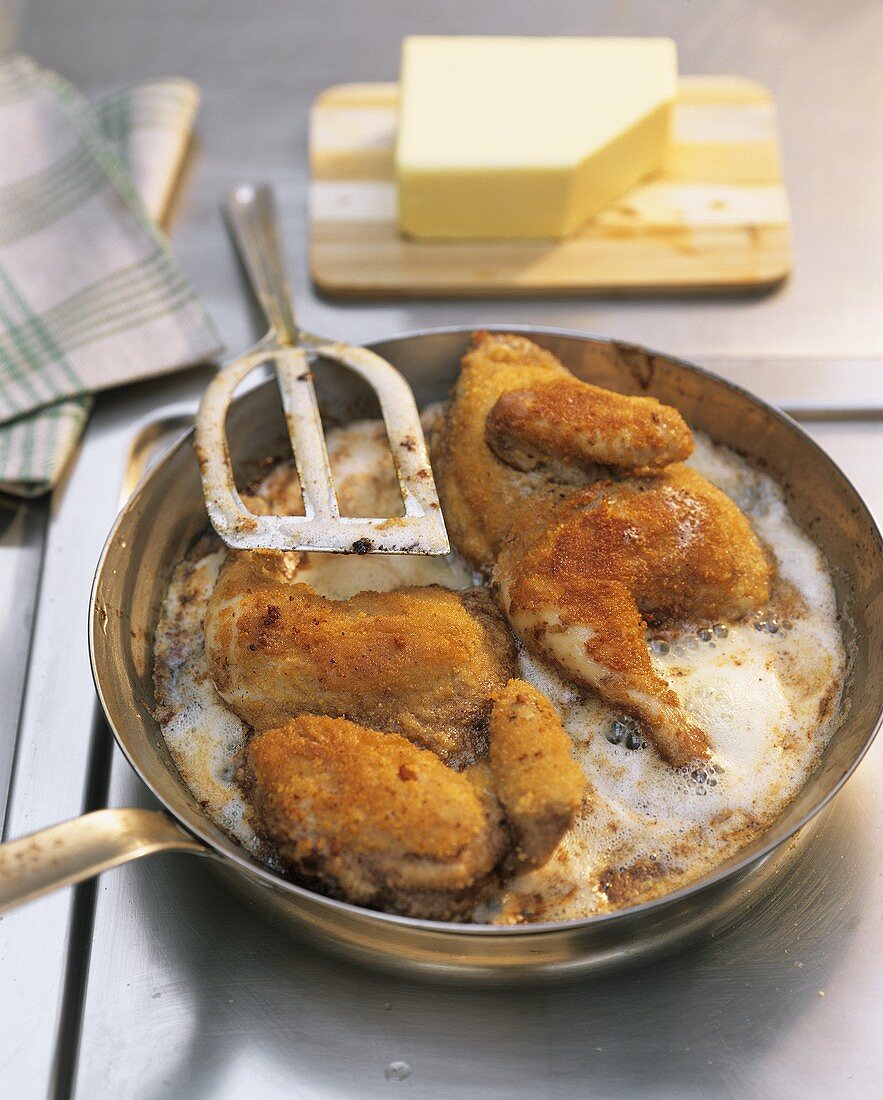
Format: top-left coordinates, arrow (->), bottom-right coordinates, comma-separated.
225,183 -> 300,347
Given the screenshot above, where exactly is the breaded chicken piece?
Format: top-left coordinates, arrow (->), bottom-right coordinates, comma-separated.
242,688 -> 585,917
495,466 -> 772,766
488,680 -> 586,867
433,332 -> 694,571
206,553 -> 516,766
242,716 -> 509,920
486,377 -> 692,476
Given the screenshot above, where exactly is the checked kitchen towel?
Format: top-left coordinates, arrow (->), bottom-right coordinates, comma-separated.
0,54 -> 221,496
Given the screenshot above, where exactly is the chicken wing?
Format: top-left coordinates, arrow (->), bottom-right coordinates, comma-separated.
488,679 -> 586,867
432,331 -> 693,571
495,466 -> 772,766
206,552 -> 516,766
486,376 -> 693,475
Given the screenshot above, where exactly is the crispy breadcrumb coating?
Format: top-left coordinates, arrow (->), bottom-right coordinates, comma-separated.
206,552 -> 516,766
486,377 -> 692,475
242,716 -> 508,920
488,680 -> 586,867
496,466 -> 771,765
209,554 -> 585,917
433,331 -> 693,572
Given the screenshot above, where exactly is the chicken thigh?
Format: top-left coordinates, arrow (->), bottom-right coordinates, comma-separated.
495,467 -> 772,765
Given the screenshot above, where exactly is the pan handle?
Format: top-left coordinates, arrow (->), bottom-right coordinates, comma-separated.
0,808 -> 208,915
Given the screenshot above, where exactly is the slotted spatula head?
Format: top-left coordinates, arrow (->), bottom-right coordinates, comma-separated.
195,340 -> 450,554
195,182 -> 449,556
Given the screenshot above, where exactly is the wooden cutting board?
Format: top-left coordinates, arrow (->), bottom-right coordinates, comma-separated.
309,78 -> 791,298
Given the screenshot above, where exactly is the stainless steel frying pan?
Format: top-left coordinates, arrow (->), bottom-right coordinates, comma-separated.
1,326 -> 881,979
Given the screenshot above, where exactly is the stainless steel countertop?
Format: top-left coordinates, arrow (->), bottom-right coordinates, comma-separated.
2,1 -> 883,1097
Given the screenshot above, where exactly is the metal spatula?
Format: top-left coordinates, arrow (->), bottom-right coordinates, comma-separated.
195,184 -> 449,555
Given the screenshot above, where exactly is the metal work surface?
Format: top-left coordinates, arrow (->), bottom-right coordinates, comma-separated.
1,1 -> 882,1097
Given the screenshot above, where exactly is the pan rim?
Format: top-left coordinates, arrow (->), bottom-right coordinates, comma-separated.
89,323 -> 883,939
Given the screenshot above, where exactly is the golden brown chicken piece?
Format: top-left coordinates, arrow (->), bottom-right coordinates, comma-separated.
488,680 -> 586,867
495,466 -> 772,766
206,553 -> 516,766
242,716 -> 509,920
433,331 -> 694,571
242,682 -> 583,918
486,377 -> 693,476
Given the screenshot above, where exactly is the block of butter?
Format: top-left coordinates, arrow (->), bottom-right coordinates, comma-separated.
395,36 -> 677,239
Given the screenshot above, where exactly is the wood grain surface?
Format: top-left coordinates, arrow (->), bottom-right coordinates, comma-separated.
309,78 -> 792,298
